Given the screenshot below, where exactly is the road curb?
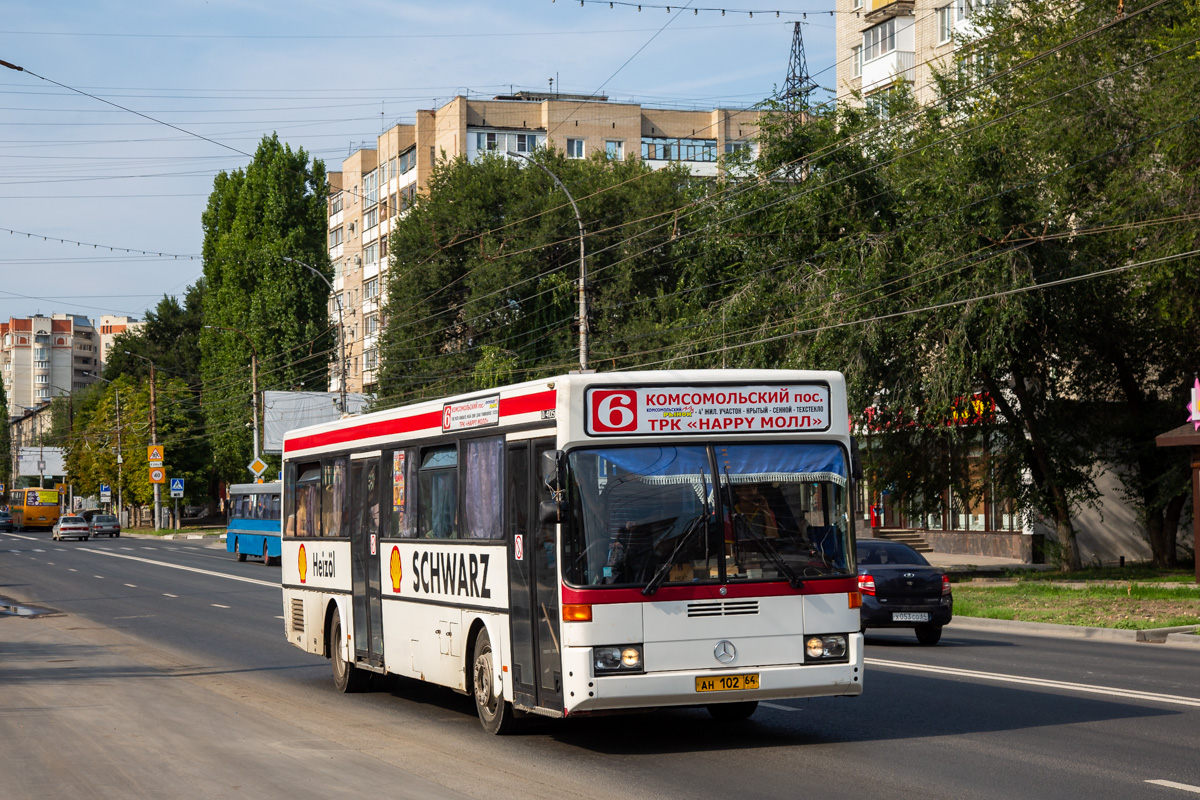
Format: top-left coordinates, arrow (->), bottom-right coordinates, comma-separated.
949,616 -> 1200,647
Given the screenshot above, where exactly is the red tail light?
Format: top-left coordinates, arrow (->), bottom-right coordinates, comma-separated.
857,573 -> 875,596
941,574 -> 952,596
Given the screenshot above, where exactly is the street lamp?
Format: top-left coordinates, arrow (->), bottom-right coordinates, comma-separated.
123,350 -> 162,531
204,325 -> 260,462
506,150 -> 589,371
86,372 -> 123,521
282,255 -> 347,414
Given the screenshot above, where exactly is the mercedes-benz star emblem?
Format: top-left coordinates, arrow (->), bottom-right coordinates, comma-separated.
714,640 -> 737,664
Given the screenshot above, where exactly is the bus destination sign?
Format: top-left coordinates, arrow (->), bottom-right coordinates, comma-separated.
442,395 -> 500,432
586,384 -> 831,436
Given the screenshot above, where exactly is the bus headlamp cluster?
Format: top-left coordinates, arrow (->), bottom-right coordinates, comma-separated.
593,645 -> 644,675
804,635 -> 848,662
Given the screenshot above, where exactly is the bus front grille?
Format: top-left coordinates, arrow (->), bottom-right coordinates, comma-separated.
687,600 -> 759,617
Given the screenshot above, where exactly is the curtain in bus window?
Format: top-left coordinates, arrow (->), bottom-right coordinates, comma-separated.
294,467 -> 322,537
269,494 -> 281,521
419,446 -> 458,539
390,449 -> 417,538
323,458 -> 346,537
714,442 -> 847,486
463,436 -> 503,539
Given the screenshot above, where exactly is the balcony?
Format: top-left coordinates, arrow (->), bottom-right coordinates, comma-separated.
862,49 -> 916,94
864,0 -> 914,20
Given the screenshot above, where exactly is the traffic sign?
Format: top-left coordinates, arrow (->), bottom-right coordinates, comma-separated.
0,482 -> 5,495
147,445 -> 165,467
149,467 -> 166,484
100,483 -> 111,502
170,477 -> 184,498
247,457 -> 268,477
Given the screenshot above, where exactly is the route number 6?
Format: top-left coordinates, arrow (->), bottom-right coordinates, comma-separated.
591,390 -> 638,433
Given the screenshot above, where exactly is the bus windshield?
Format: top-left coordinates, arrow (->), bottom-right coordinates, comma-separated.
565,443 -> 853,589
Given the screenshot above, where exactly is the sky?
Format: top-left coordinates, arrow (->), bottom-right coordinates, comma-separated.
0,0 -> 839,325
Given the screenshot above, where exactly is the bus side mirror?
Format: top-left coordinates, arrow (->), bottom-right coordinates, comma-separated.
538,499 -> 562,525
849,437 -> 864,482
540,449 -> 566,491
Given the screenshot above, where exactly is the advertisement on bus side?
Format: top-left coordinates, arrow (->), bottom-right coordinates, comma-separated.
385,542 -> 508,610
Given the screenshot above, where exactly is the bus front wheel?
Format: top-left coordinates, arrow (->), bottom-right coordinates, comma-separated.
472,630 -> 521,735
330,611 -> 367,693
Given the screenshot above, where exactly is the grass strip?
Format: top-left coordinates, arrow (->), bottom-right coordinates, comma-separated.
954,583 -> 1200,629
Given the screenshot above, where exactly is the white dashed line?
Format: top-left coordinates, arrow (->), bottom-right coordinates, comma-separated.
760,702 -> 802,712
163,593 -> 178,598
93,575 -> 104,579
211,604 -> 231,609
124,583 -> 137,588
33,549 -> 45,553
67,568 -> 77,572
140,547 -> 155,551
275,615 -> 285,620
1147,780 -> 1200,795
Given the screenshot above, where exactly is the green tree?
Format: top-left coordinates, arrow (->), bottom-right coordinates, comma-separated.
200,134 -> 332,483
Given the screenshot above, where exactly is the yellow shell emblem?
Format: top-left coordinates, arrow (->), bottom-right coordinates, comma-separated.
390,546 -> 402,592
298,543 -> 308,583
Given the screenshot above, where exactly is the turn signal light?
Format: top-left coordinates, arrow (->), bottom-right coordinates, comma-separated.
942,574 -> 952,596
857,573 -> 875,596
562,603 -> 593,622
848,591 -> 862,609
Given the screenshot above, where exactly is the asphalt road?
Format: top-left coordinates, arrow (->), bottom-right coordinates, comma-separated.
2,530 -> 1199,799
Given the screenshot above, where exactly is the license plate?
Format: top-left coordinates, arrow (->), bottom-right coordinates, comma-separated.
696,673 -> 760,693
892,612 -> 930,622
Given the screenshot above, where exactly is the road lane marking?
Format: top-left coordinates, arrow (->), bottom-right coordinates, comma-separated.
77,548 -> 276,588
124,584 -> 137,588
68,568 -> 76,572
120,547 -> 134,551
868,658 -> 1200,708
163,593 -> 178,598
760,702 -> 802,712
94,575 -> 104,579
140,547 -> 155,551
211,604 -> 231,609
33,549 -> 44,553
1,532 -> 39,541
1147,780 -> 1200,794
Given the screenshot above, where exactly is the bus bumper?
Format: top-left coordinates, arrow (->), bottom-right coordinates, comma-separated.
561,634 -> 864,714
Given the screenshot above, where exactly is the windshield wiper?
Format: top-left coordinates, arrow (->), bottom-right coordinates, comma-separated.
642,513 -> 709,596
731,512 -> 804,590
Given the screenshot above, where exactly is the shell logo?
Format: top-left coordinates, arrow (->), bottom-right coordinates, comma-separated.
389,546 -> 402,593
298,543 -> 308,583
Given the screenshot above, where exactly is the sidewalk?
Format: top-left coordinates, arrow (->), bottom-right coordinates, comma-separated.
924,551 -> 1052,573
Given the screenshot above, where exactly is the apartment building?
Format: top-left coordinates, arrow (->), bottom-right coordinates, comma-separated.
836,0 -> 992,107
1,314 -> 100,418
327,92 -> 760,395
97,314 -> 145,367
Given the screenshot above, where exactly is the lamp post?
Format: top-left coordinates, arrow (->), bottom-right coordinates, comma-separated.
506,150 -> 589,371
204,325 -> 260,462
86,372 -> 123,521
282,256 -> 347,413
123,351 -> 161,530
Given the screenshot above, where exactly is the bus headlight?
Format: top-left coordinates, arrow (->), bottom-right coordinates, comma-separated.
594,644 -> 644,675
804,634 -> 848,662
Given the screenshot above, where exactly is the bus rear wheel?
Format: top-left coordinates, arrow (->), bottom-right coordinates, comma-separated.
472,631 -> 520,735
262,542 -> 273,566
330,611 -> 367,693
235,539 -> 246,562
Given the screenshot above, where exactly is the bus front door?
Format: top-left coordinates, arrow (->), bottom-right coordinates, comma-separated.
506,438 -> 563,712
350,456 -> 384,668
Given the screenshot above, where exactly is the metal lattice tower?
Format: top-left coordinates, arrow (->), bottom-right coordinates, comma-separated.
780,21 -> 817,114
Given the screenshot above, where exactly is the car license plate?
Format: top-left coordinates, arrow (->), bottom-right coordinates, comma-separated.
892,612 -> 930,622
696,673 -> 759,693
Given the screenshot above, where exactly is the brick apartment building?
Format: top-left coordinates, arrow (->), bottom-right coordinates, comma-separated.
326,92 -> 761,395
1,314 -> 101,418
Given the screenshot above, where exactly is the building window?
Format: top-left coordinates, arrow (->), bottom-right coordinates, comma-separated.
330,193 -> 343,215
515,133 -> 539,153
640,137 -> 718,162
389,157 -> 397,181
364,242 -> 378,266
365,314 -> 379,335
329,226 -> 343,247
364,278 -> 380,300
852,44 -> 863,77
364,206 -> 378,229
853,0 -> 863,7
36,388 -> 49,399
479,131 -> 499,152
35,374 -> 48,384
566,138 -> 585,158
35,360 -> 49,370
724,141 -> 752,156
364,348 -> 378,372
363,170 -> 378,206
400,148 -> 416,174
863,18 -> 897,62
938,4 -> 954,42
605,140 -> 624,160
380,237 -> 388,260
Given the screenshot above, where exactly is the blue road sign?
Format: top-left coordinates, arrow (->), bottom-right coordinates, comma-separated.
100,483 -> 111,493
169,478 -> 184,498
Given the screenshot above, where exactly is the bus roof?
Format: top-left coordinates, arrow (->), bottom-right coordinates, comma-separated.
228,482 -> 281,495
282,368 -> 849,460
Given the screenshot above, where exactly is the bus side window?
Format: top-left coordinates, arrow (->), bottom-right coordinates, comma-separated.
294,465 -> 322,537
418,445 -> 458,539
463,436 -> 503,539
269,494 -> 281,521
322,458 -> 346,537
390,448 -> 417,538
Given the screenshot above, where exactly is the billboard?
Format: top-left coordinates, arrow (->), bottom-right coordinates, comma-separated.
262,391 -> 371,454
17,447 -> 66,477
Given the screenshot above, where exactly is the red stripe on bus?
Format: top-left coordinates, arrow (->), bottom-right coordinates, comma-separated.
285,410 -> 443,452
284,390 -> 556,453
561,576 -> 857,604
499,390 -> 556,417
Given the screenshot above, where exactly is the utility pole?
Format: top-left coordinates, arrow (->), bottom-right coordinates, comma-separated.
149,360 -> 160,530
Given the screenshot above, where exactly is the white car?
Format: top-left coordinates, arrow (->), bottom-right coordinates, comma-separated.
53,516 -> 90,541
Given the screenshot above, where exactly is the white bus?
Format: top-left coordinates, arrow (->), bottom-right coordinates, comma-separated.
280,370 -> 865,733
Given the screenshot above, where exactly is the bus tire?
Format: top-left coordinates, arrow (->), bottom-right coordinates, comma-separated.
235,539 -> 246,562
915,624 -> 943,646
707,701 -> 758,721
472,631 -> 520,735
330,611 -> 367,693
262,542 -> 272,566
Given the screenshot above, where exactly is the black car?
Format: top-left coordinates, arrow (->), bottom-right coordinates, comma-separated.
857,539 -> 953,645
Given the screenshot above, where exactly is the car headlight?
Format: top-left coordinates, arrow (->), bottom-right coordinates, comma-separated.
593,644 -> 644,675
804,634 -> 848,663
